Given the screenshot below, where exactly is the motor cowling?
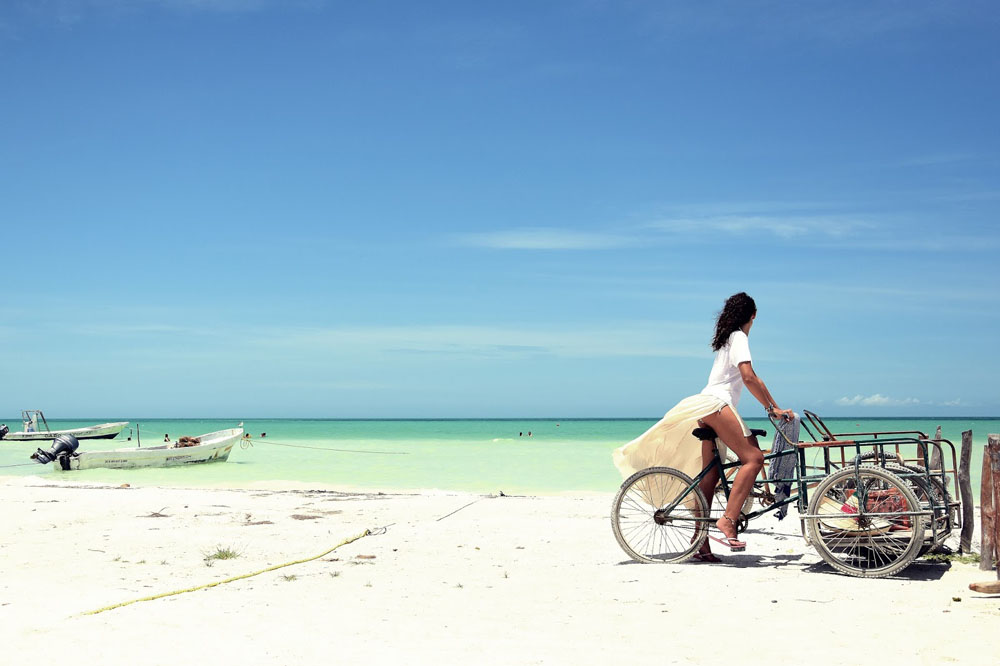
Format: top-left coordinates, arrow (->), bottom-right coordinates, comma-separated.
0,423 -> 8,440
31,434 -> 80,469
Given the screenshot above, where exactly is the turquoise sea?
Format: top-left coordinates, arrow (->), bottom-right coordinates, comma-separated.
1,417 -> 998,497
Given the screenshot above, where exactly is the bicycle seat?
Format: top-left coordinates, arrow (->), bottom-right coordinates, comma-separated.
692,426 -> 767,441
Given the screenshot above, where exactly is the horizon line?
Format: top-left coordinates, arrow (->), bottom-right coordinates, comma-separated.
9,415 -> 999,422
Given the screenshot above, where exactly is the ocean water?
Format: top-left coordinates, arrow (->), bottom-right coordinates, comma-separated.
1,417 -> 998,497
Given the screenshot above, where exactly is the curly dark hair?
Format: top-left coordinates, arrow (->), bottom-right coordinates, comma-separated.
711,292 -> 757,351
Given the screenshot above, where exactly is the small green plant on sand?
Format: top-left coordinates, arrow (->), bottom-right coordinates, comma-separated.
925,552 -> 981,565
203,545 -> 242,564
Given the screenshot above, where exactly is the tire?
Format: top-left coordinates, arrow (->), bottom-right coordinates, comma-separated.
612,467 -> 708,564
806,465 -> 925,578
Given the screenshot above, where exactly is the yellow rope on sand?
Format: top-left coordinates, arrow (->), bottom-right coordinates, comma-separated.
81,528 -> 372,616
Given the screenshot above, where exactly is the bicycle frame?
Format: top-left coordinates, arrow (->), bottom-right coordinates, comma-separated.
657,431 -> 949,546
656,444 -> 806,527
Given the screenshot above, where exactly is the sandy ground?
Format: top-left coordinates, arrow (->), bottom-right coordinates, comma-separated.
2,475 -> 999,666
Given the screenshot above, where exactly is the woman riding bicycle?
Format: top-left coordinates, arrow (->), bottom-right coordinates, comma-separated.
612,292 -> 793,561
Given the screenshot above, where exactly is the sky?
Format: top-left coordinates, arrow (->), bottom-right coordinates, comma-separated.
1,0 -> 998,418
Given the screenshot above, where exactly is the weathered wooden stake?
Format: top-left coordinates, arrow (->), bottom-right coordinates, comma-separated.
992,434 -> 1000,577
929,425 -> 943,472
978,435 -> 999,572
959,430 -> 974,553
970,580 -> 1000,593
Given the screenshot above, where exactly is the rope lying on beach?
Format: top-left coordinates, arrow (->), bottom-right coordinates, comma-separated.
0,462 -> 40,469
246,439 -> 409,455
436,497 -> 486,522
81,527 -> 376,616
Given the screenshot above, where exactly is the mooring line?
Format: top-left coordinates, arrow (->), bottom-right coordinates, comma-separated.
81,527 -> 376,616
248,439 -> 409,455
436,496 -> 496,522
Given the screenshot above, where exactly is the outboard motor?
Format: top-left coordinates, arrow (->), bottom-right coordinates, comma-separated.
0,423 -> 8,440
31,434 -> 80,470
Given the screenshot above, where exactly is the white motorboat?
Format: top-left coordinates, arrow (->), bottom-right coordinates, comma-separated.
31,427 -> 244,471
1,410 -> 128,442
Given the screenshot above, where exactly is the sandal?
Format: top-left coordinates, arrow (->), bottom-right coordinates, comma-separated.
692,552 -> 722,563
709,514 -> 747,552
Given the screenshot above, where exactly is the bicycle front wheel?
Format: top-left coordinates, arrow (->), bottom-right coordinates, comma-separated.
611,467 -> 708,564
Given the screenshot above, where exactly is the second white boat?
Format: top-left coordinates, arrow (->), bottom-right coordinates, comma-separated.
1,410 -> 128,442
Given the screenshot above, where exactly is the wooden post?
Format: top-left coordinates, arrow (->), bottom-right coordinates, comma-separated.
971,435 -> 1000,592
959,430 -> 975,553
979,435 -> 999,572
929,425 -> 943,472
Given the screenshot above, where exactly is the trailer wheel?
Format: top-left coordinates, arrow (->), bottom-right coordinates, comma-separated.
807,465 -> 925,578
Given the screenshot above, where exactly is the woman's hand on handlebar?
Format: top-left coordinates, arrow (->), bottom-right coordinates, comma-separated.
768,407 -> 795,422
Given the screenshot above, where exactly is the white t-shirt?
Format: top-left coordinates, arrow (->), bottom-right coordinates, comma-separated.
701,330 -> 752,407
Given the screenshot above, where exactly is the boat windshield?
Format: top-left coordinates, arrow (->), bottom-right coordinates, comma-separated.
21,410 -> 49,433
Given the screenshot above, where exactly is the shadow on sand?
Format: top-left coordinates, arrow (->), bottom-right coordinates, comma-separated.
616,554 -> 952,581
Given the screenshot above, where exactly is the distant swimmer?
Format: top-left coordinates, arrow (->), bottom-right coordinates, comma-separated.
164,434 -> 170,442
260,432 -> 267,438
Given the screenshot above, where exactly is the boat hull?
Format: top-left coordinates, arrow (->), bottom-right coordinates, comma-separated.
56,428 -> 243,470
3,422 -> 129,442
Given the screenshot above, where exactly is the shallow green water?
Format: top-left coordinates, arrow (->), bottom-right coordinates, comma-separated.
1,417 -> 997,496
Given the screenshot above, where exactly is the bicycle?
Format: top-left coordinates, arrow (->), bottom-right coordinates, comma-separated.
611,411 -> 956,578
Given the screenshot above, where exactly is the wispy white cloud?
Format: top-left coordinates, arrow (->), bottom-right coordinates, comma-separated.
91,0 -> 280,12
8,0 -> 311,28
638,196 -> 1000,252
836,393 -> 920,407
453,203 -> 874,252
634,199 -> 882,244
647,214 -> 870,240
452,203 -> 999,254
928,190 -> 1000,203
246,322 -> 708,360
455,227 -> 636,250
628,1 -> 998,46
73,323 -> 203,336
166,0 -> 269,10
890,153 -> 978,168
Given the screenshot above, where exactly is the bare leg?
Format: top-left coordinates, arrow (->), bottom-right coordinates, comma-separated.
701,406 -> 764,543
697,438 -> 719,513
695,437 -> 720,557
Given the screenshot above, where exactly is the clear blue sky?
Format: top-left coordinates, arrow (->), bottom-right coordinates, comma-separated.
1,1 -> 998,418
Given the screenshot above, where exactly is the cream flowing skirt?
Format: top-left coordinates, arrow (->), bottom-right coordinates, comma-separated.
612,393 -> 751,480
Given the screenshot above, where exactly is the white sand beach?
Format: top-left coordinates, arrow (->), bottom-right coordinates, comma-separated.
2,476 -> 998,666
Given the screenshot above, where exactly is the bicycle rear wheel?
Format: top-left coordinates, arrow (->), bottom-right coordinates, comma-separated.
611,467 -> 708,563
